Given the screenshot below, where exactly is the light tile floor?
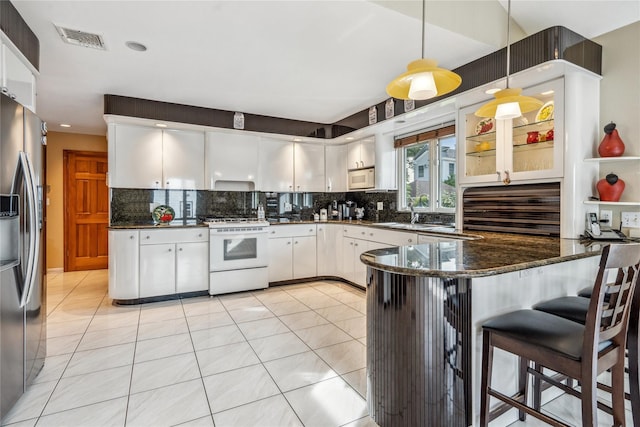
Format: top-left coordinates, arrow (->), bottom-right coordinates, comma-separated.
2,270 -> 375,427
2,270 -> 635,426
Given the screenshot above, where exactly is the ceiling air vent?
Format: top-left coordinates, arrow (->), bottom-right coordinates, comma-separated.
55,25 -> 106,50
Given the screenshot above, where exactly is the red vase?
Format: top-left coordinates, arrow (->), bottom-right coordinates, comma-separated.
598,123 -> 625,157
597,173 -> 625,202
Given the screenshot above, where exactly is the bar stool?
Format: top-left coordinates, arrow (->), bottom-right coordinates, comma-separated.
480,243 -> 640,426
534,262 -> 640,426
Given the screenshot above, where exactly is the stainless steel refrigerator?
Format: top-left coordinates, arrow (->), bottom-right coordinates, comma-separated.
0,93 -> 46,422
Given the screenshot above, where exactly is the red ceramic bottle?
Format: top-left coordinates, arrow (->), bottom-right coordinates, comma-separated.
598,122 -> 625,157
596,173 -> 625,202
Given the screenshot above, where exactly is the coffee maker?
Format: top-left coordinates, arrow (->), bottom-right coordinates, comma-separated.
339,201 -> 357,220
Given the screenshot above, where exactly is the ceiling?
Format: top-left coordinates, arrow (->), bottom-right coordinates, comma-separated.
10,0 -> 640,136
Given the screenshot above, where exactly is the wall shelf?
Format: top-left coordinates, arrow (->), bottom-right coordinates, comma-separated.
584,156 -> 640,162
584,201 -> 640,206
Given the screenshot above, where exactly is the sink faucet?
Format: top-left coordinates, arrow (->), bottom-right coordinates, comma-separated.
408,200 -> 419,224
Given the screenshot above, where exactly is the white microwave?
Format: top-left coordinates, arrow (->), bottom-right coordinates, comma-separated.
348,167 -> 375,190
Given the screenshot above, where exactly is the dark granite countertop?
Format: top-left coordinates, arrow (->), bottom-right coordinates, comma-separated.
360,232 -> 609,278
109,222 -> 207,230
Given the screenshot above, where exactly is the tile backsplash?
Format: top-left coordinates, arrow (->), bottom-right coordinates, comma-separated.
110,188 -> 454,226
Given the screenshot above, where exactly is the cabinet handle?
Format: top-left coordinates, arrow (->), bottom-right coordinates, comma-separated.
361,231 -> 365,235
369,233 -> 374,236
408,239 -> 413,243
350,242 -> 353,246
354,243 -> 358,247
355,161 -> 359,168
297,185 -> 300,190
168,248 -> 172,252
271,230 -> 276,234
179,248 -> 183,251
198,234 -> 202,237
146,236 -> 150,239
502,170 -> 511,185
287,241 -> 291,245
309,229 -> 313,232
496,171 -> 501,182
166,181 -> 170,185
155,181 -> 160,185
294,241 -> 298,245
129,235 -> 134,240
360,161 -> 364,168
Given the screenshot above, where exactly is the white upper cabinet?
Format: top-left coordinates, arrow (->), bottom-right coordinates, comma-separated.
205,131 -> 260,191
1,43 -> 36,112
373,132 -> 397,190
258,138 -> 326,192
110,124 -> 164,188
163,129 -> 205,189
325,144 -> 347,192
347,138 -> 375,170
459,78 -> 564,185
294,143 -> 325,192
108,123 -> 204,189
259,137 -> 294,192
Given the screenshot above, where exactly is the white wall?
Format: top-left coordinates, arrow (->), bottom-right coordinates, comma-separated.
593,21 -> 640,231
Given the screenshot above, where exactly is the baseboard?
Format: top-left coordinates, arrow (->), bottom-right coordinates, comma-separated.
47,268 -> 64,273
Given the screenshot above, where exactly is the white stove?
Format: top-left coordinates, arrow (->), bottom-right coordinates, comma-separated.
206,218 -> 270,295
204,218 -> 270,230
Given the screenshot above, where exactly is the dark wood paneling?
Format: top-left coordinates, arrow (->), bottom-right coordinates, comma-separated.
462,182 -> 561,237
105,26 -> 601,138
0,1 -> 39,70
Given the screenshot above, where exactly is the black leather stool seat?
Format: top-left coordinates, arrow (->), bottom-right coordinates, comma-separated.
482,309 -> 588,361
533,296 -> 589,324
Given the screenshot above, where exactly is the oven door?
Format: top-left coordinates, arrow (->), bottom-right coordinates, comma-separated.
209,229 -> 268,271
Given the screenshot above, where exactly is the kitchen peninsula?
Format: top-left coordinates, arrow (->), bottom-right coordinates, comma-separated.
360,233 -> 606,427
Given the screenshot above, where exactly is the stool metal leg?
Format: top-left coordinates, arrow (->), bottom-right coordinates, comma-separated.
518,357 -> 529,421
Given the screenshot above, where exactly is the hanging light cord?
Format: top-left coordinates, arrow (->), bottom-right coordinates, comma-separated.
421,0 -> 426,59
505,0 -> 511,89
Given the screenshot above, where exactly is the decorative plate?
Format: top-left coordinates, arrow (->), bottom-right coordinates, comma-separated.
475,117 -> 495,135
535,101 -> 554,122
152,205 -> 175,224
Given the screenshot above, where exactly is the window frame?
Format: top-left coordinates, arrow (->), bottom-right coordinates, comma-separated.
397,127 -> 456,214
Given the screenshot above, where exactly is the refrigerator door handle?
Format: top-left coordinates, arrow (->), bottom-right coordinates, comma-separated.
11,152 -> 39,308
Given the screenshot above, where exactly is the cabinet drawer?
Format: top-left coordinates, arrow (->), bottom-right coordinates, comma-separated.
140,228 -> 208,244
268,224 -> 316,239
369,228 -> 417,246
343,225 -> 366,238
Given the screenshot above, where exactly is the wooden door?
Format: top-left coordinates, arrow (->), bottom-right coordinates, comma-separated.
64,151 -> 109,271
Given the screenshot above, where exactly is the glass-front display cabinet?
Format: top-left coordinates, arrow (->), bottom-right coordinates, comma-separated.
459,78 -> 564,185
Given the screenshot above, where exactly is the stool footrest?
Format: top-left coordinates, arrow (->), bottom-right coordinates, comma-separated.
487,387 -> 571,427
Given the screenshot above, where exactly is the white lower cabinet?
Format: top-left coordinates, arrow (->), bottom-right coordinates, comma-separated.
267,225 -> 317,282
317,223 -> 344,276
108,230 -> 140,300
140,244 -> 176,298
109,228 -> 208,300
268,237 -> 293,282
176,242 -> 209,293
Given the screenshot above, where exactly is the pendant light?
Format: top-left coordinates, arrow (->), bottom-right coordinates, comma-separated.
475,0 -> 542,119
386,0 -> 461,101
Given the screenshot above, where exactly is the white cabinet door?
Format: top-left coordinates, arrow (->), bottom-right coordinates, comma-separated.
108,230 -> 139,299
205,131 -> 260,190
293,235 -> 317,279
325,145 -> 347,192
112,125 -> 163,188
373,132 -> 396,190
162,129 -> 205,190
2,44 -> 35,111
347,139 -> 376,170
342,237 -> 358,284
317,224 -> 343,276
347,143 -> 362,170
360,139 -> 375,168
259,138 -> 294,192
176,242 -> 208,293
139,244 -> 176,297
268,237 -> 293,282
352,239 -> 368,287
294,143 -> 325,192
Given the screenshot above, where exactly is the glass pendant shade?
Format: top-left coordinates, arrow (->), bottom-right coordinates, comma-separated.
495,101 -> 521,119
408,72 -> 437,100
475,88 -> 543,118
386,59 -> 462,100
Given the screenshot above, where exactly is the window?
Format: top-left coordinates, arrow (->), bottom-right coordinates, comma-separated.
397,126 -> 456,212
